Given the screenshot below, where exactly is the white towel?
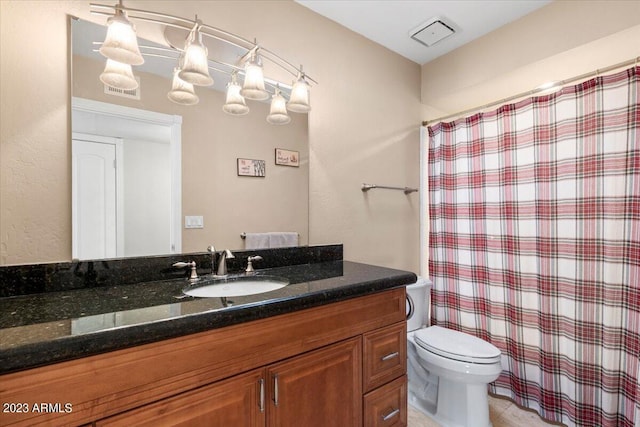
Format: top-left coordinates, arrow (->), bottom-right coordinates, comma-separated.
244,233 -> 270,249
268,232 -> 298,248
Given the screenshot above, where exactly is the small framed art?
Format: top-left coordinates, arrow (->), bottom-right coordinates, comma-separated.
275,148 -> 300,167
237,158 -> 266,177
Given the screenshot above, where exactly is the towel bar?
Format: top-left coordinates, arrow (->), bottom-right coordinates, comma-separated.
240,232 -> 299,239
361,183 -> 418,194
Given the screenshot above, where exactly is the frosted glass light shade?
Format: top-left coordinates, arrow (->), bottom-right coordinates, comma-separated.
167,69 -> 199,105
100,59 -> 138,90
287,76 -> 311,113
178,29 -> 213,86
240,55 -> 269,101
99,10 -> 144,66
223,80 -> 249,115
266,91 -> 291,125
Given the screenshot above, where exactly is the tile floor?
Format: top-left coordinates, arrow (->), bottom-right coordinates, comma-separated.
408,394 -> 565,427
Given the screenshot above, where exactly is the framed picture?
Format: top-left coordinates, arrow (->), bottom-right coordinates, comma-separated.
275,148 -> 300,167
237,158 -> 266,177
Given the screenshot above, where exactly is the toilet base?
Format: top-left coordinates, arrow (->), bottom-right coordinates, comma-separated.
408,378 -> 493,427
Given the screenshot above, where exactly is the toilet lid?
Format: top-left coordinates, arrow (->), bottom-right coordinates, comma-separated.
414,326 -> 501,364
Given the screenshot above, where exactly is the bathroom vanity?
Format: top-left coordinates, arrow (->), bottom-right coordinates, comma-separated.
0,245 -> 415,427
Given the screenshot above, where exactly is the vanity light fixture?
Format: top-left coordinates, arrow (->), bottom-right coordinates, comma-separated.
168,68 -> 199,105
240,51 -> 269,101
223,73 -> 249,115
266,87 -> 292,125
99,58 -> 139,90
178,23 -> 213,87
287,71 -> 311,113
91,1 -> 316,124
98,0 -> 144,65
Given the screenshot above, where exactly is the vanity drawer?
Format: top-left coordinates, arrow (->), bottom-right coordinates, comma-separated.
363,321 -> 406,392
363,375 -> 407,427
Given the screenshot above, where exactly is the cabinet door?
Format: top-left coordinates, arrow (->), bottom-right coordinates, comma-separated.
268,337 -> 362,427
96,369 -> 266,427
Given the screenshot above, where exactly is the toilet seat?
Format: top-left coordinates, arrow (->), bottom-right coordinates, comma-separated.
414,326 -> 501,364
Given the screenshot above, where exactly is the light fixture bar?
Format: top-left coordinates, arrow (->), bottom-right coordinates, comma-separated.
90,3 -> 194,26
91,0 -> 314,123
90,10 -> 194,33
259,47 -> 318,84
89,1 -> 316,85
93,45 -> 291,94
199,23 -> 256,51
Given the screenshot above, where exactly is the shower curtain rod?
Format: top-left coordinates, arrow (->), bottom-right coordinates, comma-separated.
421,56 -> 639,127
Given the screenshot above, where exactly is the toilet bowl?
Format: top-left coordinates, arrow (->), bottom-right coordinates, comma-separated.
407,278 -> 503,427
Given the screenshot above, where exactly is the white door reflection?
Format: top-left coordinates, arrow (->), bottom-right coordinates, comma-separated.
71,98 -> 182,259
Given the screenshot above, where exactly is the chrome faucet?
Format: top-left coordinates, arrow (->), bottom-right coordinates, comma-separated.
216,249 -> 235,276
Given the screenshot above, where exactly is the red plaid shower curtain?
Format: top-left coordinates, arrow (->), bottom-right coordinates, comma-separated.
427,66 -> 639,427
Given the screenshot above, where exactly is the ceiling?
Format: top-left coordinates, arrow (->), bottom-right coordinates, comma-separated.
295,0 -> 552,65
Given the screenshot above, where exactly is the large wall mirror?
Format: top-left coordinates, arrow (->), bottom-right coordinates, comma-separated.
71,17 -> 309,260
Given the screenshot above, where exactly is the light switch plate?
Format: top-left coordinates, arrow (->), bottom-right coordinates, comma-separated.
185,215 -> 204,229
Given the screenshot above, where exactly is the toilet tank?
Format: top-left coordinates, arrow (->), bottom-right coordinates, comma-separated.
406,277 -> 432,332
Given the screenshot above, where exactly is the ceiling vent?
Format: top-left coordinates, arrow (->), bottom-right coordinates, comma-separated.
410,18 -> 455,47
104,77 -> 141,100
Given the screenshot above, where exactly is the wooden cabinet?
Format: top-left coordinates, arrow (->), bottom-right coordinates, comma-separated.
0,288 -> 406,427
96,369 -> 266,427
98,339 -> 363,427
267,337 -> 361,427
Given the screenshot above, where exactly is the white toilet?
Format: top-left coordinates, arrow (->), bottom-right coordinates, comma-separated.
406,278 -> 503,427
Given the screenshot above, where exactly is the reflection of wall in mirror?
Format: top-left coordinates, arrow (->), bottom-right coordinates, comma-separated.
72,54 -> 309,255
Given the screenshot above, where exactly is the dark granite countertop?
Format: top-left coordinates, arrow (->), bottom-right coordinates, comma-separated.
0,260 -> 416,374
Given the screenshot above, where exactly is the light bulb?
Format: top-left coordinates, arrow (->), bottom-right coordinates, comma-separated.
99,59 -> 138,90
267,89 -> 291,125
167,69 -> 199,105
178,28 -> 213,86
99,8 -> 144,66
240,52 -> 269,101
223,75 -> 249,115
287,75 -> 311,113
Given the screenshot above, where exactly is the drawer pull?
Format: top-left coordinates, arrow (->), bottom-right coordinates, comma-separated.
382,408 -> 400,421
381,351 -> 399,361
259,378 -> 265,412
273,374 -> 279,406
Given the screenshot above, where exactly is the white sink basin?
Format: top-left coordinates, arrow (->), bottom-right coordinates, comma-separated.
183,275 -> 288,298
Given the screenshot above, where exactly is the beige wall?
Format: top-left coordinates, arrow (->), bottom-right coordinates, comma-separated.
0,1 -> 422,271
421,0 -> 640,120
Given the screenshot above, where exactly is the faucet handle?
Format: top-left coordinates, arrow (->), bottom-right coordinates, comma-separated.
245,256 -> 263,274
172,261 -> 199,281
